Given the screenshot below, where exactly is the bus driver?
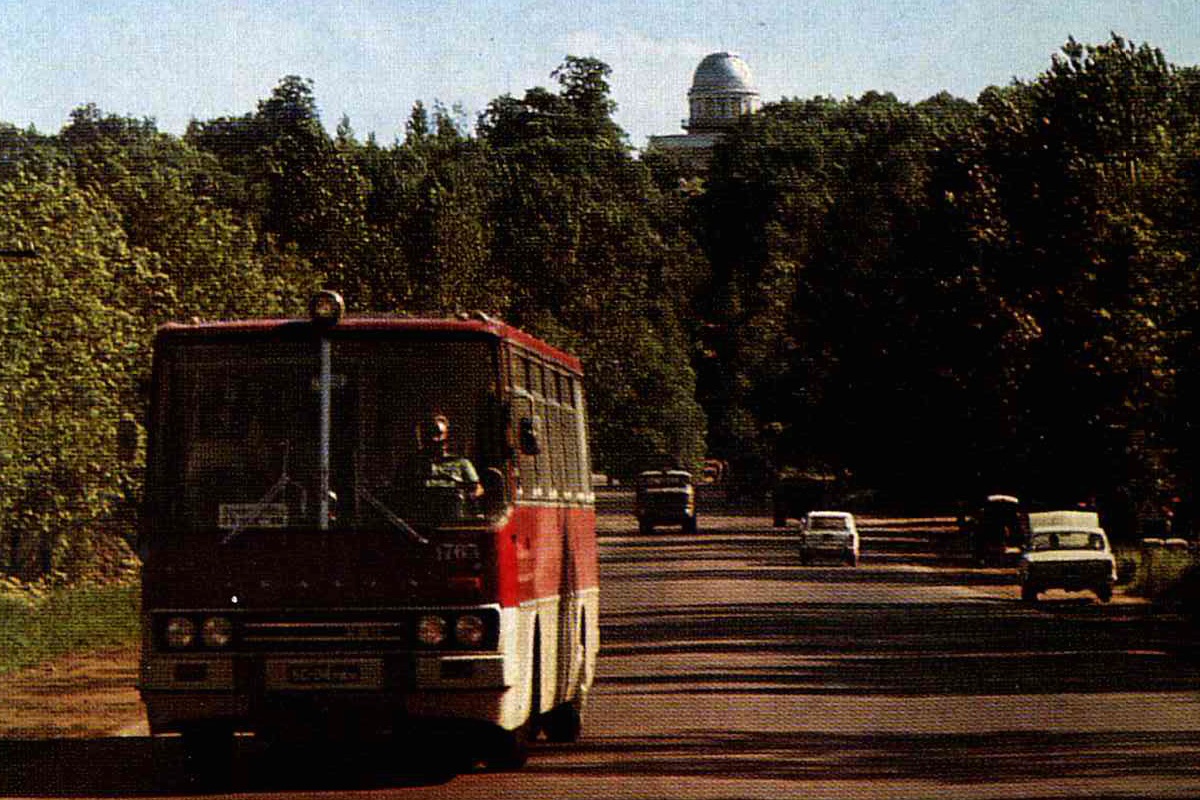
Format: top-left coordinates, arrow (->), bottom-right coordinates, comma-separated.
414,411 -> 484,503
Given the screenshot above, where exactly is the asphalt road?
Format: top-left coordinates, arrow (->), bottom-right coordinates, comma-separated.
4,493 -> 1200,798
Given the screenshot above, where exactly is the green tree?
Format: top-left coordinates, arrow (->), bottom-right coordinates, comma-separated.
186,75 -> 371,283
60,105 -> 305,321
961,36 -> 1194,512
697,93 -> 950,488
0,169 -> 169,578
480,57 -> 706,474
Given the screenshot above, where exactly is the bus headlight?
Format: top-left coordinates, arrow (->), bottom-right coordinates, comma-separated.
165,617 -> 196,649
417,614 -> 448,646
309,290 -> 344,325
454,614 -> 486,647
201,616 -> 233,648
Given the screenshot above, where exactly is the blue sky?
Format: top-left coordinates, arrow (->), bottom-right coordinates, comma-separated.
2,0 -> 1197,149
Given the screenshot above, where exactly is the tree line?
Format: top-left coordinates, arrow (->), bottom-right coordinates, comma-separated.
689,35 -> 1200,533
1,36 -> 1198,579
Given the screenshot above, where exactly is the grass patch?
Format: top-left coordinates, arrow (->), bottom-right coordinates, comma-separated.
0,581 -> 140,676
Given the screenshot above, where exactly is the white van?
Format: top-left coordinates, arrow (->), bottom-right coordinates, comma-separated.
1018,511 -> 1117,602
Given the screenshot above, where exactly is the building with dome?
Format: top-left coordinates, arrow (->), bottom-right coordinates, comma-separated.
647,52 -> 761,167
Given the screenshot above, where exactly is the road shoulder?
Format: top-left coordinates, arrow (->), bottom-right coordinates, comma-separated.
0,644 -> 141,738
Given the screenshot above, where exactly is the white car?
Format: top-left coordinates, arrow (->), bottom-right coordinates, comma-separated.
799,511 -> 859,566
1018,511 -> 1117,603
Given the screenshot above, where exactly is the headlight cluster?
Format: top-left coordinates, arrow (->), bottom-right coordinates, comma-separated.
416,613 -> 490,648
163,615 -> 234,649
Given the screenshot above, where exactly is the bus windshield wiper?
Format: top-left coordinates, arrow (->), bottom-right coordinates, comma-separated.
356,486 -> 429,545
222,443 -> 308,545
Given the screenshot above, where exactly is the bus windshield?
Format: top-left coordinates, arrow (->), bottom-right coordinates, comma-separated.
154,338 -> 501,534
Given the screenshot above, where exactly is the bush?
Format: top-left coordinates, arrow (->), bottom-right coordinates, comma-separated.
1124,543 -> 1198,599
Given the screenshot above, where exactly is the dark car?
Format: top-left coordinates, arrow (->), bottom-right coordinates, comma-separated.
635,470 -> 698,534
960,494 -> 1029,565
772,471 -> 838,528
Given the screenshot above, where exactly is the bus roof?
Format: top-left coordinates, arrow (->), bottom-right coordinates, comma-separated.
155,314 -> 582,372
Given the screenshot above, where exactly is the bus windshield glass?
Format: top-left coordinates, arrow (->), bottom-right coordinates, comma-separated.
155,338 -> 500,533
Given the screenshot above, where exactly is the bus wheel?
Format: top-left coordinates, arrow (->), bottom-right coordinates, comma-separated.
485,724 -> 530,771
486,632 -> 539,770
541,698 -> 584,743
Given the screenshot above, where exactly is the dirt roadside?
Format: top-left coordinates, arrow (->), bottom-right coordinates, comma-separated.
0,645 -> 145,739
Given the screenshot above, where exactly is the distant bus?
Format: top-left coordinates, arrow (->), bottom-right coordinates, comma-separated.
137,292 -> 598,769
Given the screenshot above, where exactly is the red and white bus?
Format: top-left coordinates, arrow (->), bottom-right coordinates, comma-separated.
138,292 -> 598,768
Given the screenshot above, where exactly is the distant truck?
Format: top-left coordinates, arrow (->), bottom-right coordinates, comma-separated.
1019,510 -> 1117,603
634,470 -> 698,534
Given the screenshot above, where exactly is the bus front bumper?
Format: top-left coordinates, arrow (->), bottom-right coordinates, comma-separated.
140,653 -> 510,734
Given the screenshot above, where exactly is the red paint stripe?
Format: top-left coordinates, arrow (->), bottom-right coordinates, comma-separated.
490,504 -> 598,608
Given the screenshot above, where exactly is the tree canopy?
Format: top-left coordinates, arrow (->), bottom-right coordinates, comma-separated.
3,37 -> 1200,579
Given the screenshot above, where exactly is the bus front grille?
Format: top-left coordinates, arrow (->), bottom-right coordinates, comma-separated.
240,618 -> 409,651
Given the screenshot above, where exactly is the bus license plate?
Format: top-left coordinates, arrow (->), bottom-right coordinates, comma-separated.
267,660 -> 383,690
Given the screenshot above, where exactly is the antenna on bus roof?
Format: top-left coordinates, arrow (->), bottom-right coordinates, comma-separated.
453,310 -> 501,324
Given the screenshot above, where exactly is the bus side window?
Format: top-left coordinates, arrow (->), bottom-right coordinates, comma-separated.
504,348 -> 521,456
510,349 -> 524,395
554,371 -> 575,499
571,376 -> 593,496
561,374 -> 580,498
550,370 -> 566,498
517,355 -> 540,498
532,362 -> 554,499
544,369 -> 559,497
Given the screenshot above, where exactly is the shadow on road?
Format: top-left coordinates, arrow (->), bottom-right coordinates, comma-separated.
601,526 -> 1010,583
528,729 -> 1200,784
604,533 -> 1016,585
608,562 -> 1019,586
600,600 -> 1200,696
0,736 -> 461,796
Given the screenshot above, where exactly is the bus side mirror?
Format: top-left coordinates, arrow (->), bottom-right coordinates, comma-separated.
519,417 -> 541,456
117,418 -> 139,463
481,467 -> 509,517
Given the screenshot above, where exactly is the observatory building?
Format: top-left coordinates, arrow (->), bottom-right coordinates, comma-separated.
647,52 -> 761,166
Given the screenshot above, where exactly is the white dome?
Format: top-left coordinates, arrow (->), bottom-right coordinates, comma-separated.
685,52 -> 761,133
690,52 -> 758,96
